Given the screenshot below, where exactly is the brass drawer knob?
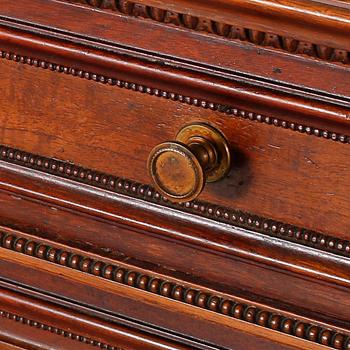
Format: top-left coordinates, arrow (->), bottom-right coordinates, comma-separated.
148,123 -> 231,203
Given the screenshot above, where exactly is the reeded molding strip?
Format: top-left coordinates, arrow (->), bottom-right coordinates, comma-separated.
1,144 -> 349,259
0,310 -> 120,349
0,231 -> 349,350
1,49 -> 349,144
66,0 -> 350,66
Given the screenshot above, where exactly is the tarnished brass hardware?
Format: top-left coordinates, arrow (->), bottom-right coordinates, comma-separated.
148,123 -> 231,203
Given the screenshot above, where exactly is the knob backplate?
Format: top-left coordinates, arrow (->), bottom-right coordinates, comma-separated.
176,123 -> 231,183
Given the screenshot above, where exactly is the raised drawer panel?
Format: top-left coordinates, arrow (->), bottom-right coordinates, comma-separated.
0,58 -> 349,238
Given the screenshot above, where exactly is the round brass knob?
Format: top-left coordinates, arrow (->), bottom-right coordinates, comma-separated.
147,123 -> 231,203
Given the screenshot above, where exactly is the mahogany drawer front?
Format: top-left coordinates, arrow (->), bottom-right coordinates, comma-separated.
1,1 -> 350,349
0,57 -> 349,239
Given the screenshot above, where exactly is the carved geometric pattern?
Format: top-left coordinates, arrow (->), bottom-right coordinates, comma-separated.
1,49 -> 349,144
0,231 -> 349,350
0,309 -> 121,349
66,0 -> 350,65
0,144 -> 349,260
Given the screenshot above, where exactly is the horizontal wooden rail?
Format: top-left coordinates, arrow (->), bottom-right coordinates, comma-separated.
0,24 -> 349,136
133,0 -> 350,50
0,159 -> 350,331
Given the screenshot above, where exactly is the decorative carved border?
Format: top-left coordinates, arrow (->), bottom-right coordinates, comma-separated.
0,230 -> 349,349
66,0 -> 350,66
0,144 -> 349,260
1,49 -> 349,144
0,309 -> 120,349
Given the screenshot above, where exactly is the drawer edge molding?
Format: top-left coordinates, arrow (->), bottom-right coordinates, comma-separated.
0,231 -> 349,350
0,284 -> 199,350
0,309 -> 121,350
0,39 -> 349,140
3,0 -> 350,98
0,144 -> 349,261
64,0 -> 350,66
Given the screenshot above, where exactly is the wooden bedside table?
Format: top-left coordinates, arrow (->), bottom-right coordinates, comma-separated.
0,0 -> 349,349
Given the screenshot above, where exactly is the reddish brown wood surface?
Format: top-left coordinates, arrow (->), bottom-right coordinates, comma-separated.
0,285 -> 199,350
0,58 -> 349,238
0,227 -> 348,350
2,0 -> 350,98
0,23 -> 348,134
128,0 -> 350,50
0,252 -> 310,350
0,166 -> 349,335
0,0 -> 349,349
0,341 -> 26,350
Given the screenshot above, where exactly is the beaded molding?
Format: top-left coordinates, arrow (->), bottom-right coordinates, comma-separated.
0,144 -> 349,260
66,0 -> 350,65
0,310 -> 120,349
1,49 -> 349,144
0,231 -> 349,350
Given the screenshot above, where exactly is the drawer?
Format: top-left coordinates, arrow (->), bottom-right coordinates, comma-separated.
2,2 -> 350,350
0,53 -> 349,240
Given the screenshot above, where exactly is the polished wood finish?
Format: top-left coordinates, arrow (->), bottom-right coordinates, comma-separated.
0,0 -> 349,349
0,226 -> 348,350
0,284 -> 197,350
2,1 -> 350,100
116,0 -> 350,51
0,341 -> 26,350
1,158 -> 350,325
0,58 -> 349,238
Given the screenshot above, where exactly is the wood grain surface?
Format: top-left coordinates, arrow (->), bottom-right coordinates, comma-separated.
0,228 -> 348,350
0,1 -> 349,349
2,0 -> 350,98
0,285 -> 199,350
0,164 -> 349,334
0,341 -> 27,350
0,58 -> 349,238
127,0 -> 350,50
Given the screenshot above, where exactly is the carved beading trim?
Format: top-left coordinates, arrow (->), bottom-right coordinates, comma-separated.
66,0 -> 350,65
1,49 -> 349,144
0,309 -> 121,349
0,144 -> 349,260
0,230 -> 349,349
